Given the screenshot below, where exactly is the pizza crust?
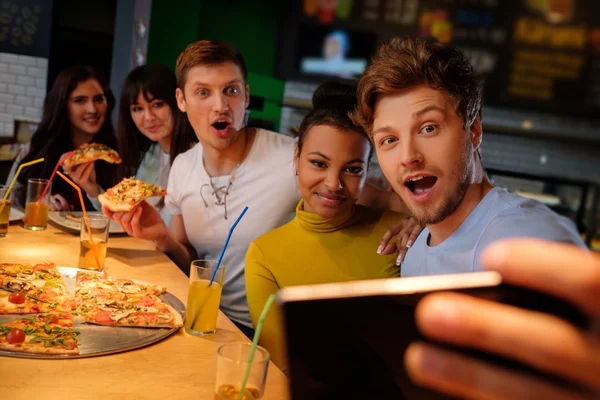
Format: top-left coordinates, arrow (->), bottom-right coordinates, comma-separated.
0,342 -> 79,355
97,194 -> 137,212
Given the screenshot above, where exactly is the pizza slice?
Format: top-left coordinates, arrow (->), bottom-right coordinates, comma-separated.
74,272 -> 181,328
0,263 -> 75,314
77,293 -> 183,328
75,271 -> 166,297
62,143 -> 122,168
0,312 -> 80,355
98,177 -> 167,212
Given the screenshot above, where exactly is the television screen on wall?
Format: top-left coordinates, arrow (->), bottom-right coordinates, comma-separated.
296,24 -> 376,80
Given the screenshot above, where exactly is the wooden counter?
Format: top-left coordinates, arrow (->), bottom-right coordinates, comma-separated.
0,221 -> 290,399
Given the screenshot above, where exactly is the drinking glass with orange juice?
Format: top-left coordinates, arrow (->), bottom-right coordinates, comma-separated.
24,178 -> 50,231
0,185 -> 12,237
78,215 -> 109,271
185,260 -> 225,336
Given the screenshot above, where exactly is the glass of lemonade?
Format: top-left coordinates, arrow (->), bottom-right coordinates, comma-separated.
0,185 -> 11,237
214,343 -> 270,400
78,215 -> 109,271
24,178 -> 51,231
185,260 -> 225,336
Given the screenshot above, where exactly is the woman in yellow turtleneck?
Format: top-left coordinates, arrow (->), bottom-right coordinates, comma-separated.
244,82 -> 418,373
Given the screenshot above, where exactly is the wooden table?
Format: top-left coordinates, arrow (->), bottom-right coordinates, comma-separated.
0,221 -> 290,399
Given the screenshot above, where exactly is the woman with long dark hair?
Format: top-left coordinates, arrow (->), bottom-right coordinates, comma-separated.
100,63 -> 195,224
6,65 -> 117,211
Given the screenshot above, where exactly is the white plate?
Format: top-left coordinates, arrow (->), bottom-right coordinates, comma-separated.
9,208 -> 24,222
48,211 -> 125,235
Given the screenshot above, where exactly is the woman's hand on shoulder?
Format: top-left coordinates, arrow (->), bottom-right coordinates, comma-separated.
378,217 -> 423,265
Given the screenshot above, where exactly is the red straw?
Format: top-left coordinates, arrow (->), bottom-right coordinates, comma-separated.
38,151 -> 74,204
56,170 -> 101,270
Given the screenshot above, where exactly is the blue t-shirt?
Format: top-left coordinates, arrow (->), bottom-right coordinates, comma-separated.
402,187 -> 586,277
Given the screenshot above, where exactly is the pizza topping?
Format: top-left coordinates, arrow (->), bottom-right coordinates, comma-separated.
31,279 -> 47,288
94,311 -> 114,324
6,279 -> 30,291
157,313 -> 173,323
6,328 -> 26,344
1,265 -> 21,275
33,264 -> 53,272
21,267 -> 34,275
118,281 -> 140,293
8,292 -> 25,304
137,296 -> 155,307
108,310 -> 137,322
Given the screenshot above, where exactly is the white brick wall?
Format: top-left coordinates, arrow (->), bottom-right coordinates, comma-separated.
0,52 -> 47,137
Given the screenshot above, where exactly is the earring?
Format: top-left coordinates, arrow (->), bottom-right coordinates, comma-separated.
295,171 -> 298,176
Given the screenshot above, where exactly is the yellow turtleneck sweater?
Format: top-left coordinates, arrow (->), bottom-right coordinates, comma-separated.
245,200 -> 404,373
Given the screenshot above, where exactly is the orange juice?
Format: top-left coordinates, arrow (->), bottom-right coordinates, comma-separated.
78,240 -> 107,270
214,384 -> 261,400
24,201 -> 49,230
0,199 -> 10,237
185,279 -> 222,335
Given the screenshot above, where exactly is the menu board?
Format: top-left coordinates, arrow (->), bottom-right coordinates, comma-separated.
277,0 -> 600,119
0,0 -> 52,58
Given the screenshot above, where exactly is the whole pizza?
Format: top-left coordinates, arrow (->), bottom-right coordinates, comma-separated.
0,263 -> 183,355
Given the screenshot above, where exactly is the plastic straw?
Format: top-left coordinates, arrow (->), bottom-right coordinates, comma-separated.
238,293 -> 276,400
208,206 -> 248,286
56,171 -> 101,270
38,151 -> 74,204
0,157 -> 44,215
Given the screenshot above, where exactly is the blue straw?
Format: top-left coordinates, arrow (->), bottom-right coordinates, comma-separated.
209,206 -> 248,286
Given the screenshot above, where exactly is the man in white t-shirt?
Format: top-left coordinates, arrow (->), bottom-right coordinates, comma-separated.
104,40 -> 411,337
102,40 -> 299,337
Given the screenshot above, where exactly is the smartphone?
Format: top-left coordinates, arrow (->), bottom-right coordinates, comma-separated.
277,271 -> 589,400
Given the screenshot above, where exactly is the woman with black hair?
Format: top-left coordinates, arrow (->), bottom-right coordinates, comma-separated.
88,63 -> 195,224
6,65 -> 117,211
244,81 -> 420,372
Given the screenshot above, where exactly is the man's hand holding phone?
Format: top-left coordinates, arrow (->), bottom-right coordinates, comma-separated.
405,239 -> 600,399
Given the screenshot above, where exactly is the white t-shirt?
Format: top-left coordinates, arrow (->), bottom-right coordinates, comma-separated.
403,187 -> 586,277
165,129 -> 300,328
135,144 -> 171,226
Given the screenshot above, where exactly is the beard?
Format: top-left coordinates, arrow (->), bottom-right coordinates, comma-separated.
404,146 -> 475,226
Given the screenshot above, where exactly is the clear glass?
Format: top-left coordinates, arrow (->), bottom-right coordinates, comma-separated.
0,185 -> 11,237
185,260 -> 225,336
24,178 -> 50,231
214,343 -> 270,400
78,215 -> 109,271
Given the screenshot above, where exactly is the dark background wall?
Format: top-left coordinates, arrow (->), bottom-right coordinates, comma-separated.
146,0 -> 285,130
48,0 -> 117,90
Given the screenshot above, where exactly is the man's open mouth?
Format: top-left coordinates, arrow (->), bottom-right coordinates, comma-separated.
404,175 -> 438,195
212,120 -> 230,131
